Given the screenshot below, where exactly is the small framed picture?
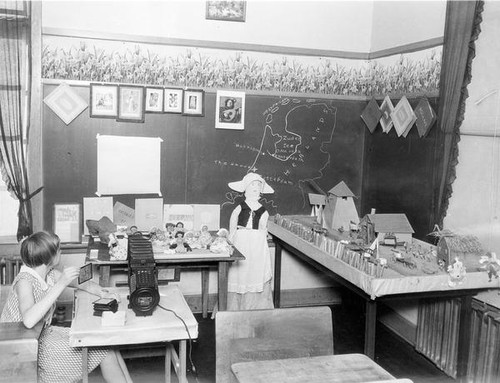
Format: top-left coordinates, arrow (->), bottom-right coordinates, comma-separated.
216,90 -> 245,130
206,1 -> 246,22
164,88 -> 184,114
90,83 -> 118,118
44,83 -> 88,125
182,89 -> 205,117
53,203 -> 82,244
145,87 -> 164,113
117,85 -> 145,122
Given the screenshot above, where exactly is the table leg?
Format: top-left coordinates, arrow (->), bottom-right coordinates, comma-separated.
364,299 -> 377,358
99,265 -> 111,287
201,268 -> 209,318
456,294 -> 473,381
179,340 -> 187,383
218,262 -> 229,311
82,347 -> 88,383
165,343 -> 171,383
273,241 -> 283,308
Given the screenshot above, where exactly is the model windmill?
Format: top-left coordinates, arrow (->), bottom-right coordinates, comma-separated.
308,180 -> 359,232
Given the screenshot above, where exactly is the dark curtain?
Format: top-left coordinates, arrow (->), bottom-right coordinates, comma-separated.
0,1 -> 35,241
434,0 -> 484,229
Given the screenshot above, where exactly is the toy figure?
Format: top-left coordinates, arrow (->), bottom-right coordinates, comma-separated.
169,231 -> 192,253
198,224 -> 213,249
165,222 -> 175,240
479,252 -> 500,282
210,228 -> 233,254
226,172 -> 275,310
447,257 -> 467,287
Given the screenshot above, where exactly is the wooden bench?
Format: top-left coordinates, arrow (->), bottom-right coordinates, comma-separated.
0,284 -> 42,383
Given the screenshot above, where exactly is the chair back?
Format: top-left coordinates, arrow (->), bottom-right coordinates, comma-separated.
216,306 -> 333,383
0,285 -> 42,383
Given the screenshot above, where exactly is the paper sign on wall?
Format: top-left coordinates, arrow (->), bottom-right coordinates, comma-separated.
135,198 -> 164,231
96,134 -> 162,196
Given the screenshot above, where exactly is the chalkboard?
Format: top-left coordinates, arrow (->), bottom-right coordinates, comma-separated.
42,84 -> 366,232
361,97 -> 441,240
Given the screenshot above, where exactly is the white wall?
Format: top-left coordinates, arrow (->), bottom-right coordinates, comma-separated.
41,0 -> 443,54
370,0 -> 446,52
445,0 -> 500,256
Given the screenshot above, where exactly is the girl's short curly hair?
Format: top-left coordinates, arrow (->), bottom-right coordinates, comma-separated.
20,231 -> 60,267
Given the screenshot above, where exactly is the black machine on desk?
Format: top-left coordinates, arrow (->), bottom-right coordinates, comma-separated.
127,235 -> 160,316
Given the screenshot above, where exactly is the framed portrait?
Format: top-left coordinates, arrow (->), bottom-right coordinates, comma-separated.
44,83 -> 88,125
145,87 -> 164,113
164,88 -> 184,114
379,95 -> 395,134
215,90 -> 245,130
182,89 -> 205,117
206,1 -> 246,22
117,85 -> 145,122
89,83 -> 118,118
53,203 -> 82,244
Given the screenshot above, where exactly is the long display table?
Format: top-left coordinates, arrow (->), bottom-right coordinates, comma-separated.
268,216 -> 496,381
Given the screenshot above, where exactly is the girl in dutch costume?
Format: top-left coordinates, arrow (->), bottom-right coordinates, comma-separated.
227,173 -> 275,310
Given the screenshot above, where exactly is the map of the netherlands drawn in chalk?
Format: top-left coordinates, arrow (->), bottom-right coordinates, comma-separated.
220,98 -> 337,213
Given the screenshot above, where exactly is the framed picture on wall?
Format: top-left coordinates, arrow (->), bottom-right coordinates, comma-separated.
117,85 -> 145,122
206,1 -> 246,22
44,83 -> 88,125
182,89 -> 205,117
145,87 -> 164,113
164,88 -> 184,114
215,90 -> 245,130
53,203 -> 82,244
90,83 -> 118,118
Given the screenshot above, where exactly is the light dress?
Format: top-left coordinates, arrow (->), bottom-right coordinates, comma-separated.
0,265 -> 108,383
227,200 -> 274,310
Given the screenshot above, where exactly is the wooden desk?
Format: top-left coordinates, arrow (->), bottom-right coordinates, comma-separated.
70,285 -> 198,383
268,217 -> 495,381
231,353 -> 397,383
87,242 -> 245,316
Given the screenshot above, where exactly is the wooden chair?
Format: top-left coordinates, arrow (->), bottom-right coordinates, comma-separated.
0,284 -> 43,383
215,306 -> 334,383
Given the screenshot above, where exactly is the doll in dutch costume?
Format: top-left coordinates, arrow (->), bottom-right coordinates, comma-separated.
227,172 -> 275,310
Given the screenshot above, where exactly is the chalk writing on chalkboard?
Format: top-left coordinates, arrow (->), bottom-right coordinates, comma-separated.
219,98 -> 337,213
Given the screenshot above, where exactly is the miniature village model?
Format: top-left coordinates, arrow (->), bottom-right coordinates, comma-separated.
287,181 -> 492,279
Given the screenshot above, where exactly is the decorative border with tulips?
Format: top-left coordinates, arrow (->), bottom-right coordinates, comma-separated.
41,37 -> 441,97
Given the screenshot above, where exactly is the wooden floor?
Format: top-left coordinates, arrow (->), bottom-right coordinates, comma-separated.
89,290 -> 456,383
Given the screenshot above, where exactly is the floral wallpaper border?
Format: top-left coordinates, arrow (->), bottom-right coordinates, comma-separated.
41,38 -> 441,97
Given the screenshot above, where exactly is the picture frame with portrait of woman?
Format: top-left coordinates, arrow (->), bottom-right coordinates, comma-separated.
145,87 -> 164,113
117,85 -> 145,122
164,88 -> 184,114
215,90 -> 245,130
182,89 -> 204,117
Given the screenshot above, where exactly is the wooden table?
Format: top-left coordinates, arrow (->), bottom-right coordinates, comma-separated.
231,353 -> 398,383
268,217 -> 495,381
70,285 -> 198,383
87,241 -> 244,316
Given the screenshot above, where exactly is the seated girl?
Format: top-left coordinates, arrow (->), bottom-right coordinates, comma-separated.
0,231 -> 131,383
